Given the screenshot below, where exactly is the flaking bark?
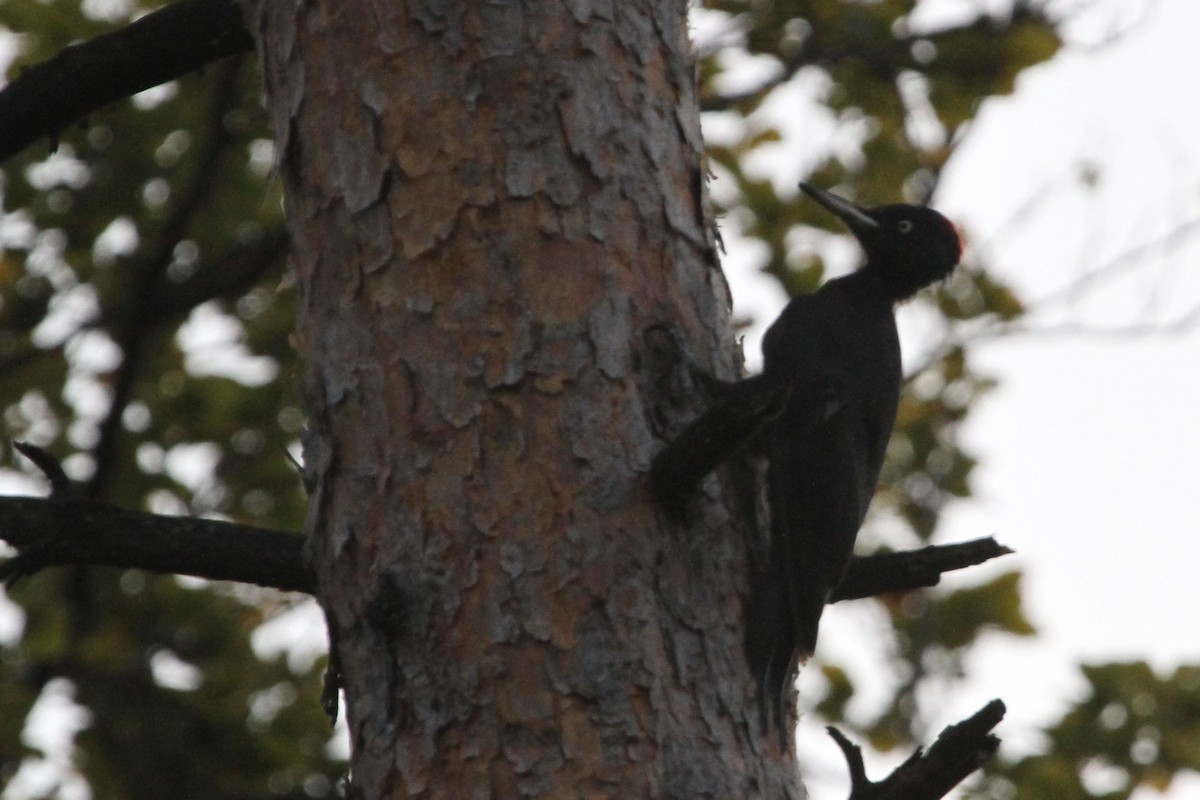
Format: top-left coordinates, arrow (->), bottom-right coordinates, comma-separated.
248,1 -> 798,797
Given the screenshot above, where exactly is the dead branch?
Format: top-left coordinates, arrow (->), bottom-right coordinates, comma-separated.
828,699 -> 1005,799
0,494 -> 312,593
832,538 -> 1013,603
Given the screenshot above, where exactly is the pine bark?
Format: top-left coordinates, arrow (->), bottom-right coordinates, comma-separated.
248,1 -> 799,796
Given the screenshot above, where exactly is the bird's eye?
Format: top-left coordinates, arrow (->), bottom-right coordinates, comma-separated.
898,220 -> 914,233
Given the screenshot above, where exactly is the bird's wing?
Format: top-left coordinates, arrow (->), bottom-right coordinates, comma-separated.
752,287 -> 887,734
762,291 -> 860,437
768,401 -> 866,648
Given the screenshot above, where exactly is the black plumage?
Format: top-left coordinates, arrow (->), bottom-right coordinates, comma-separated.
749,183 -> 962,736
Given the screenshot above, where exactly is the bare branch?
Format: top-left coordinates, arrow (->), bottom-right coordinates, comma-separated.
0,494 -> 313,593
830,699 -> 1005,800
832,537 -> 1013,603
149,226 -> 290,318
0,484 -> 1007,606
0,0 -> 253,163
13,442 -> 72,498
1034,214 -> 1200,312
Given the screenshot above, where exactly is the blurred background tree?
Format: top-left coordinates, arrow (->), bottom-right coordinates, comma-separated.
0,1 -> 1196,798
0,4 -> 336,797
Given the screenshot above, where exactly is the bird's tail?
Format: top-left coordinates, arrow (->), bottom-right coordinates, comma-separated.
746,563 -> 835,746
790,584 -> 827,663
746,568 -> 799,744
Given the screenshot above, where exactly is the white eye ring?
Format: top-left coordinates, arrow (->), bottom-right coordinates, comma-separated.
898,220 -> 914,233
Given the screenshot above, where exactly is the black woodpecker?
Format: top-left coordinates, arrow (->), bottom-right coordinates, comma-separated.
748,183 -> 962,735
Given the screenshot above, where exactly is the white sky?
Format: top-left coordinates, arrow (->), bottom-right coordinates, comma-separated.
941,3 -> 1200,795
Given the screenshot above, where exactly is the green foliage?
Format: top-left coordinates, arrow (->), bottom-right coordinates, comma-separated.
973,662 -> 1200,800
892,571 -> 1036,653
0,1 -> 329,795
813,663 -> 853,721
12,571 -> 336,799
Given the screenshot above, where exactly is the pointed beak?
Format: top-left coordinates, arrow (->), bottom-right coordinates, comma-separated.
799,183 -> 879,233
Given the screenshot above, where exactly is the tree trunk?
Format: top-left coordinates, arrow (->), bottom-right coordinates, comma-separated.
248,1 -> 799,796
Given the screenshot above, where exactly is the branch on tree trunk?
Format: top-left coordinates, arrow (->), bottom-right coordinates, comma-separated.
0,494 -> 313,593
13,442 -> 71,497
828,699 -> 1006,800
0,485 -> 1008,601
0,0 -> 253,163
832,537 -> 1014,603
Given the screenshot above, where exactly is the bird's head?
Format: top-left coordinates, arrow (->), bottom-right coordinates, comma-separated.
800,183 -> 962,300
